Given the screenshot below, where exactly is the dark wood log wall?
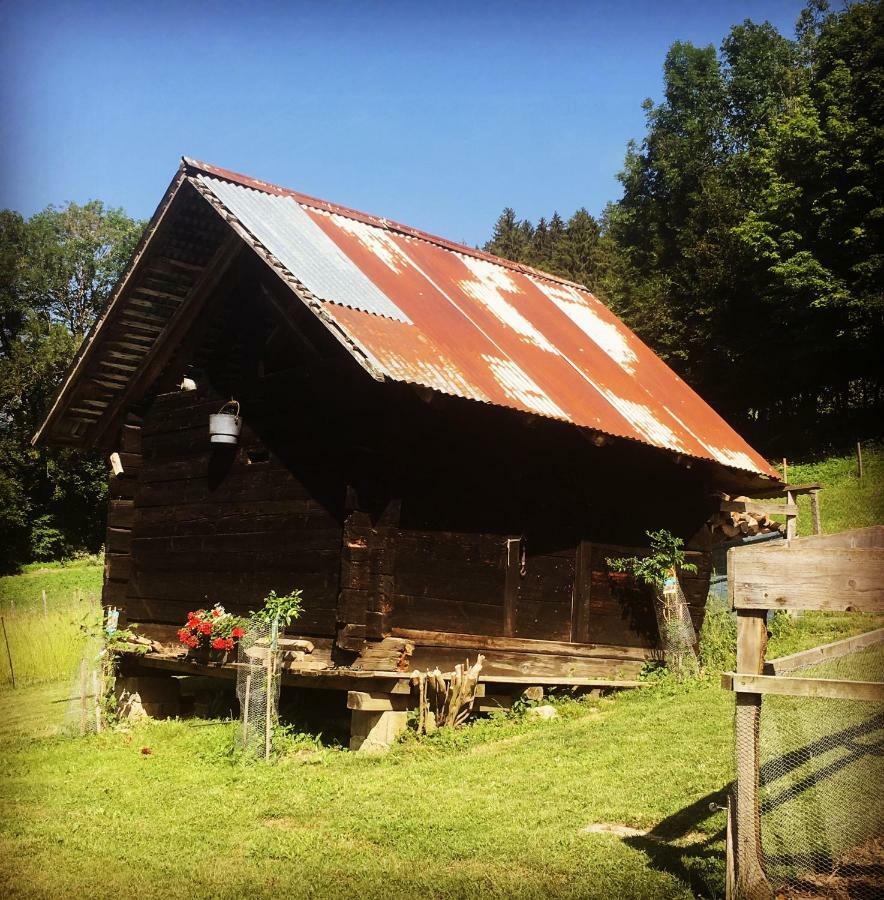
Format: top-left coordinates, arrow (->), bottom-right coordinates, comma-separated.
102,251 -> 716,666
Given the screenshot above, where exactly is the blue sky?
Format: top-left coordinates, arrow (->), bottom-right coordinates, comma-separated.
1,0 -> 807,246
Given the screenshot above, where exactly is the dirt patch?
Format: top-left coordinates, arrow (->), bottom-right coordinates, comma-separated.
581,823 -> 707,845
772,836 -> 884,900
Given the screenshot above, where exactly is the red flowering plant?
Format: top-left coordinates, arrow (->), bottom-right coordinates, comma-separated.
177,604 -> 247,653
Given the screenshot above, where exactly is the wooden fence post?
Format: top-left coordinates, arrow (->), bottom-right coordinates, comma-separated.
1,617 -> 15,689
809,490 -> 822,536
734,609 -> 773,900
729,540 -> 773,900
733,609 -> 772,900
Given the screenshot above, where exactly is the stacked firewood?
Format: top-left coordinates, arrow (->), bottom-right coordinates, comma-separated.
708,493 -> 786,540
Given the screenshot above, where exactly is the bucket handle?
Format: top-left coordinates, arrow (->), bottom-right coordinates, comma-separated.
218,400 -> 240,418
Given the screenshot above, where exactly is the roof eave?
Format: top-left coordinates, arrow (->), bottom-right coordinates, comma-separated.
32,160 -> 191,448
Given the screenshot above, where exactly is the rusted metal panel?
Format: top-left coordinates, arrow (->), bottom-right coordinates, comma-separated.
189,159 -> 777,478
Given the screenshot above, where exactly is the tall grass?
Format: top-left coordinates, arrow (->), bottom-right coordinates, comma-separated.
0,593 -> 100,687
788,442 -> 883,535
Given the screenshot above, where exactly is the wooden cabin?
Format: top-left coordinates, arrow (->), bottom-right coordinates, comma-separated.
34,158 -> 781,720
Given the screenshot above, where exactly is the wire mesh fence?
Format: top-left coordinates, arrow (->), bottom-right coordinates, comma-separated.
235,620 -> 281,759
655,575 -> 698,677
749,638 -> 884,900
63,635 -> 103,736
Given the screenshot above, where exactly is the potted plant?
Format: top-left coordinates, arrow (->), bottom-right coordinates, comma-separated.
177,605 -> 247,664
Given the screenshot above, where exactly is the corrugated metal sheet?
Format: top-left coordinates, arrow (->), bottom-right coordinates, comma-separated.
198,175 -> 409,324
191,160 -> 777,479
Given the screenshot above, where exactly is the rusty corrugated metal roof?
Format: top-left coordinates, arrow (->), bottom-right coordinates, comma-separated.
188,158 -> 777,479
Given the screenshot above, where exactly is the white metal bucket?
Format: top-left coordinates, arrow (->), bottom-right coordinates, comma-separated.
209,403 -> 241,445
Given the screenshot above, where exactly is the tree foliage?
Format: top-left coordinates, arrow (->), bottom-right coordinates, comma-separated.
0,202 -> 143,571
484,1 -> 883,451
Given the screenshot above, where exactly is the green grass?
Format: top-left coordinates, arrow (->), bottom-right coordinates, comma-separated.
0,596 -> 100,688
0,446 -> 879,898
786,442 -> 883,536
0,557 -> 103,613
0,680 -> 734,900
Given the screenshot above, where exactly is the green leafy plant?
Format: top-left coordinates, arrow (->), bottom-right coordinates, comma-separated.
606,529 -> 697,587
608,530 -> 699,681
250,589 -> 303,629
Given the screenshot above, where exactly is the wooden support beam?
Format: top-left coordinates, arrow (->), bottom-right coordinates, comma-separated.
347,691 -> 411,712
570,539 -> 592,644
785,489 -> 797,541
503,536 -> 520,637
723,672 -> 884,702
720,500 -> 798,518
390,628 -> 653,662
809,489 -> 822,536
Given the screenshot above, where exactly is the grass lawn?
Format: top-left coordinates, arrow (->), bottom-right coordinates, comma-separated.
788,442 -> 883,536
0,679 -> 734,900
0,447 -> 879,898
0,557 -> 103,613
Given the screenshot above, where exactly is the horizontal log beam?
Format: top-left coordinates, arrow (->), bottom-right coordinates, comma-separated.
722,672 -> 884,702
391,628 -> 654,661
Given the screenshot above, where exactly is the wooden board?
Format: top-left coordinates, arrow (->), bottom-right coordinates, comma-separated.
390,628 -> 653,661
730,545 -> 884,611
723,672 -> 884,702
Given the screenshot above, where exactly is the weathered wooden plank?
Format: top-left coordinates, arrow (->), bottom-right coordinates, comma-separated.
503,537 -> 519,637
133,498 -> 335,527
391,594 -> 507,636
105,553 -> 132,581
790,525 -> 883,549
478,674 -> 643,687
132,526 -> 342,554
764,628 -> 884,675
109,475 -> 137,500
106,527 -> 132,554
730,546 -> 884,611
407,645 -> 644,680
721,500 -> 798,517
101,578 -> 130,606
129,569 -> 339,608
108,499 -> 135,528
347,691 -> 411,711
571,540 -> 592,644
513,598 -> 572,643
390,628 -> 654,661
723,672 -> 884,702
125,596 -> 337,637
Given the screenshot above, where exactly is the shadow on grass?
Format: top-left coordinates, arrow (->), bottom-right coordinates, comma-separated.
623,787 -> 729,899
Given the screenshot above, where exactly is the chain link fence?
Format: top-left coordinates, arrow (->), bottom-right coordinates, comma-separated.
737,634 -> 884,900
235,620 -> 281,759
756,639 -> 884,900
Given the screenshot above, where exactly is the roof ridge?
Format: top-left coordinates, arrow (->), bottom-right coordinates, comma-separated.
182,157 -> 593,294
